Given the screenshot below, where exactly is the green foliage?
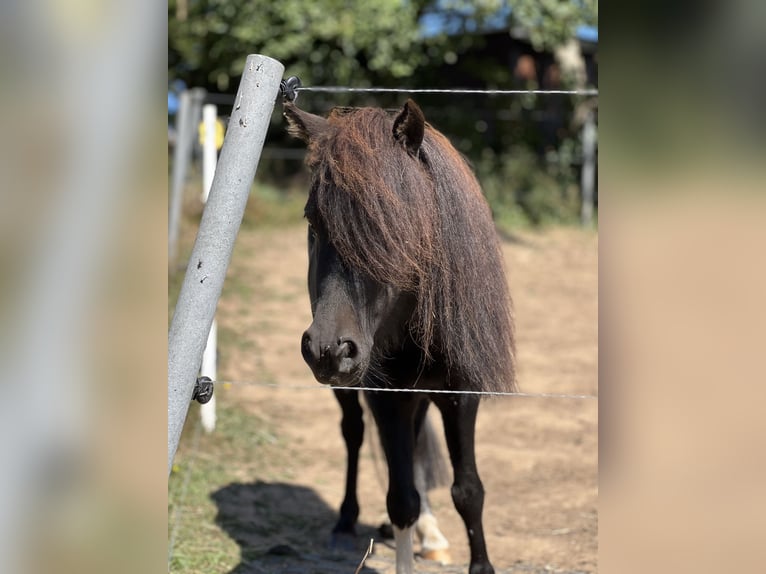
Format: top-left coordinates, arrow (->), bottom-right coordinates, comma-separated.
510,0 -> 598,52
169,0 -> 425,91
478,144 -> 581,228
169,1 -> 597,89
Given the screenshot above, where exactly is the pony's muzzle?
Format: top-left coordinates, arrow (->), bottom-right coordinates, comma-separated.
301,329 -> 362,384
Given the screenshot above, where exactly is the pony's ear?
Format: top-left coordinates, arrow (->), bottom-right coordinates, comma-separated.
283,101 -> 328,143
392,99 -> 425,155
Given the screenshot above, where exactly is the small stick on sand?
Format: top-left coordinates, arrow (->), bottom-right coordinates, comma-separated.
353,539 -> 375,574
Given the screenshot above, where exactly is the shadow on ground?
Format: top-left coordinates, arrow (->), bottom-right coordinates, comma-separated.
211,481 -> 592,574
211,481 -> 383,574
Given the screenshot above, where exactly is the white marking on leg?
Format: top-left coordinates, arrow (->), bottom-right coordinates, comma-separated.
393,525 -> 414,574
416,511 -> 449,551
415,510 -> 451,564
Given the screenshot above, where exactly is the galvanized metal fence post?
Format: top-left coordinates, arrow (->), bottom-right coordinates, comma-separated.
169,88 -> 206,267
168,89 -> 193,266
168,55 -> 284,473
188,87 -> 206,155
580,108 -> 597,226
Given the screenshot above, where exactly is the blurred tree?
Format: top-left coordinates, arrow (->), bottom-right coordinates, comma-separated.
416,1 -> 598,226
169,0 -> 597,94
510,0 -> 597,52
168,0 -> 427,92
510,0 -> 597,88
168,0 -> 597,226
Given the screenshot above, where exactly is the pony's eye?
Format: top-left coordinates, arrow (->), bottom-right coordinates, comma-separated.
307,224 -> 317,244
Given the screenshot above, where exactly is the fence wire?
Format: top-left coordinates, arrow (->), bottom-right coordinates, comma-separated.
203,85 -> 599,106
209,380 -> 597,400
296,86 -> 598,96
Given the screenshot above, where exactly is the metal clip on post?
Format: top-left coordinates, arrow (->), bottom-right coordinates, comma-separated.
192,376 -> 214,404
280,76 -> 302,102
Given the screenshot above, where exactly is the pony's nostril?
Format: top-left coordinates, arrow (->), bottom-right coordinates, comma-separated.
337,338 -> 358,359
301,332 -> 313,357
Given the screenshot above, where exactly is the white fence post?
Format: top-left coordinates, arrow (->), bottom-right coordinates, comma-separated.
580,108 -> 597,226
201,104 -> 218,202
168,55 -> 284,473
200,319 -> 218,432
200,103 -> 219,433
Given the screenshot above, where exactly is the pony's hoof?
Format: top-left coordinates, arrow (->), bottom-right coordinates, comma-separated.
419,548 -> 452,564
329,531 -> 358,552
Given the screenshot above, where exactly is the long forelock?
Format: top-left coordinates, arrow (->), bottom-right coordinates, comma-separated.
307,108 -> 437,292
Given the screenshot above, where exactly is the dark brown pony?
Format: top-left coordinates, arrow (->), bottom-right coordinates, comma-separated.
285,99 -> 515,574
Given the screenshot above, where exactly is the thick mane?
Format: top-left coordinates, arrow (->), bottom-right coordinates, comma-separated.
305,107 -> 516,392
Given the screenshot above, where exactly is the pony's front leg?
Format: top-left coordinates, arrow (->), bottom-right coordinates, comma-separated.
367,392 -> 422,574
331,389 -> 364,550
434,394 -> 494,574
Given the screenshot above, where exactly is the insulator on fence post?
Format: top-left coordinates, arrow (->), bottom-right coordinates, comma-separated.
279,76 -> 302,102
168,55 -> 285,474
192,377 -> 215,404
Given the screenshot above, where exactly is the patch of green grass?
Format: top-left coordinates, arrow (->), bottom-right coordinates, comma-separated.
168,397 -> 282,573
241,181 -> 308,229
491,202 -> 535,235
217,323 -> 255,352
221,271 -> 255,301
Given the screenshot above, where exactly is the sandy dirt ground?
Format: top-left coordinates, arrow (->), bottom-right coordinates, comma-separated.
212,224 -> 598,573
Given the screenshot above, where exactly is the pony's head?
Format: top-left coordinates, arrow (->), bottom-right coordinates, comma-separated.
285,100 -> 427,386
285,99 -> 516,392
